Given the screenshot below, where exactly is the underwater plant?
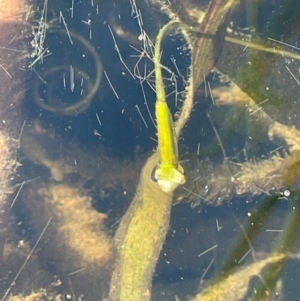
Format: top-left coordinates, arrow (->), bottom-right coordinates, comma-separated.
2,0 -> 300,301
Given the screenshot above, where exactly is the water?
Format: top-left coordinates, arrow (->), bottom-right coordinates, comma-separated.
2,0 -> 300,300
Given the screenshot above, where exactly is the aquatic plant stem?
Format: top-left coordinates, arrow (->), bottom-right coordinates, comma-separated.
109,20 -> 183,301
108,154 -> 173,301
175,0 -> 240,138
154,20 -> 186,192
193,0 -> 240,89
108,0 -> 240,299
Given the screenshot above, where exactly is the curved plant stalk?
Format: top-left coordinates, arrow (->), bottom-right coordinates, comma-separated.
108,0 -> 239,299
108,20 -> 187,301
153,20 -> 186,193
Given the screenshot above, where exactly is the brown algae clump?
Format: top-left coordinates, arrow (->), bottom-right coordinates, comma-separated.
20,183 -> 114,298
39,184 -> 113,267
7,290 -> 50,301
